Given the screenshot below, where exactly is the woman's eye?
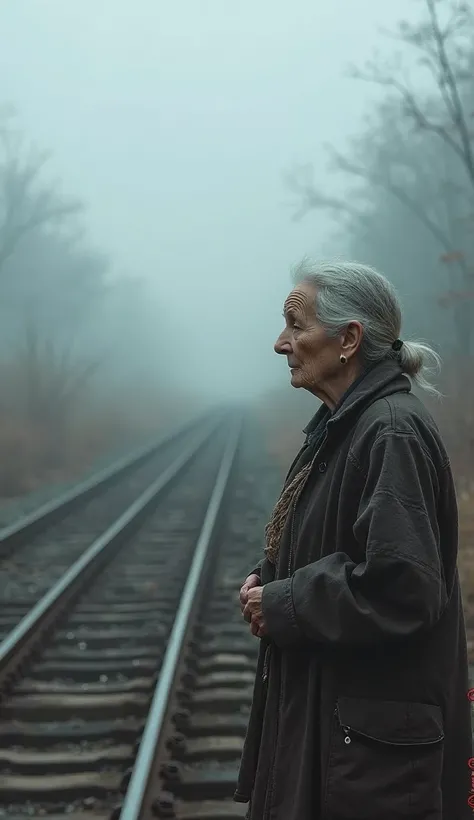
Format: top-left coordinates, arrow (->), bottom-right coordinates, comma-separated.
293,323 -> 302,331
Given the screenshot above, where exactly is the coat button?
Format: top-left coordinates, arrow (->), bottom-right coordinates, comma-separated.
318,462 -> 327,473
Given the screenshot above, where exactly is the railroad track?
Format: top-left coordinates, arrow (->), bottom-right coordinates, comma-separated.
0,414 -> 271,819
0,413 -> 214,641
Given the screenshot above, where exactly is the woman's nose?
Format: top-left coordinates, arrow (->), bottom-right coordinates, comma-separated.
274,332 -> 292,355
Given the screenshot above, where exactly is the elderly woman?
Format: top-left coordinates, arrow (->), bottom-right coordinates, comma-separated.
236,261 -> 471,820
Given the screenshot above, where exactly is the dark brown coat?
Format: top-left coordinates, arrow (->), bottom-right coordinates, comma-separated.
235,359 -> 472,820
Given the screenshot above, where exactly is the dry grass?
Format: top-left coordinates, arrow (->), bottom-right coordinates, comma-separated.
0,336 -> 203,501
0,416 -> 47,496
457,495 -> 474,662
0,342 -> 169,499
427,364 -> 474,660
0,404 -> 148,499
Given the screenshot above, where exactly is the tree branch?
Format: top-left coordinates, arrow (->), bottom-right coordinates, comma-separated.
347,0 -> 474,190
0,111 -> 82,273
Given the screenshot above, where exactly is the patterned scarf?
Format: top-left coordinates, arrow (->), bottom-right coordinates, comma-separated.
263,365 -> 382,565
264,458 -> 314,565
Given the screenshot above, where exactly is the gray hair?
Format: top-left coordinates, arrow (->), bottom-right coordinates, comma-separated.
292,258 -> 441,396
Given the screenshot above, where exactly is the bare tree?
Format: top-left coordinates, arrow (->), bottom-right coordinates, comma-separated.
288,103 -> 460,251
287,0 -> 474,351
351,0 -> 474,188
0,106 -> 81,274
15,319 -> 100,467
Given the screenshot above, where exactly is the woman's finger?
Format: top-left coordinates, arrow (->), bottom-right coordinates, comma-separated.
239,584 -> 249,609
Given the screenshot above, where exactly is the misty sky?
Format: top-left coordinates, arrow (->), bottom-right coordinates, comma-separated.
0,0 -> 415,399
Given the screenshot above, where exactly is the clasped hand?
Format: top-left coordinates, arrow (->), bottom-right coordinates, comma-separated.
239,573 -> 267,638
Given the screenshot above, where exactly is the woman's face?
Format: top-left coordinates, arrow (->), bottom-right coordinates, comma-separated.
274,283 -> 343,395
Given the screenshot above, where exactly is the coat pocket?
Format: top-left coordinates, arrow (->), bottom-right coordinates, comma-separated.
323,696 -> 444,820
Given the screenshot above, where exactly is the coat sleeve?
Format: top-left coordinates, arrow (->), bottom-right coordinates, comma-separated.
262,430 -> 449,649
248,558 -> 265,579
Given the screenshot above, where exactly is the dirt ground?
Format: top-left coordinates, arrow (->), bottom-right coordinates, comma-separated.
458,499 -> 474,664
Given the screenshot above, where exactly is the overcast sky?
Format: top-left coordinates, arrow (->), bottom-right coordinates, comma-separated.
0,0 -> 415,399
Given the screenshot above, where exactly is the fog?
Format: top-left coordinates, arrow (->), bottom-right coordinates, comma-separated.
0,0 -> 415,402
0,0 -> 473,495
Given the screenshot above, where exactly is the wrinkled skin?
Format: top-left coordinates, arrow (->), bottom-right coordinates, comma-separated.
274,282 -> 362,409
240,574 -> 266,637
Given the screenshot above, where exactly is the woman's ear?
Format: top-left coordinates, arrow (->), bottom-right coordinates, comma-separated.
341,322 -> 363,359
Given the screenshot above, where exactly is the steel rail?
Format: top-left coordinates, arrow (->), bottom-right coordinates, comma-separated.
0,412 -> 211,560
0,416 -> 221,692
119,414 -> 242,820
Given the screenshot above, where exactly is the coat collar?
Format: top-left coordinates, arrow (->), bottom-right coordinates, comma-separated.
303,359 -> 411,441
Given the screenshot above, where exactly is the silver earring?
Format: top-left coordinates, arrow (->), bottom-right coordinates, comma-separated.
340,354 -> 347,364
